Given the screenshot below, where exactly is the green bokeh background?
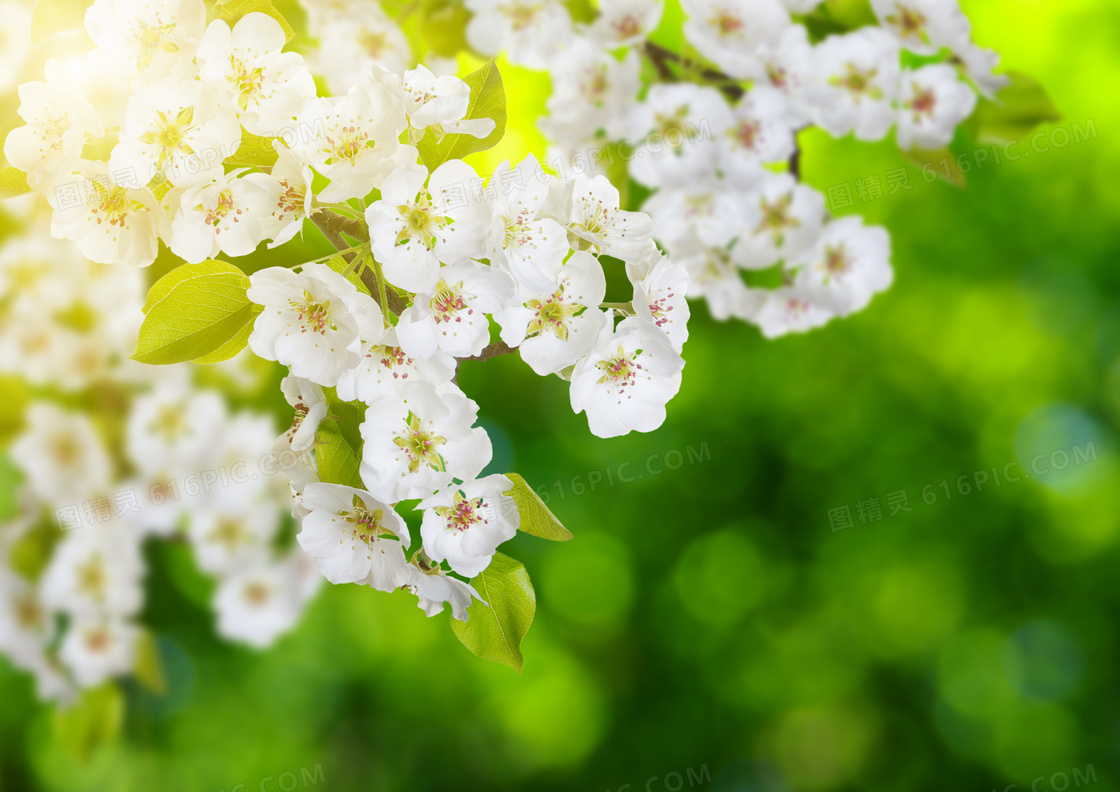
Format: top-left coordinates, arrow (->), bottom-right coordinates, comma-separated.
3,0 -> 1120,789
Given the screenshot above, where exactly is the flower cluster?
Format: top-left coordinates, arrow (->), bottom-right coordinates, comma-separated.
0,221 -> 317,701
1,0 -> 1023,675
454,0 -> 999,336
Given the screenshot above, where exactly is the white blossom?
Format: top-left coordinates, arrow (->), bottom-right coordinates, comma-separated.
570,315 -> 684,438
420,474 -> 518,578
297,483 -> 412,588
247,263 -> 385,386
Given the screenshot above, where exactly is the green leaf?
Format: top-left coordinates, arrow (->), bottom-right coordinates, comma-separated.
228,131 -> 279,168
209,0 -> 296,41
324,254 -> 370,296
505,473 -> 573,542
133,631 -> 166,695
0,454 -> 24,522
191,319 -> 254,364
451,552 -> 536,672
967,71 -> 1061,144
315,420 -> 363,489
133,260 -> 262,365
417,61 -> 506,171
902,147 -> 967,188
52,684 -> 124,762
0,166 -> 32,199
30,0 -> 91,45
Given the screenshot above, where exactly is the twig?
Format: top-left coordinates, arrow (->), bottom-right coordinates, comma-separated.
452,340 -> 516,384
641,42 -> 745,101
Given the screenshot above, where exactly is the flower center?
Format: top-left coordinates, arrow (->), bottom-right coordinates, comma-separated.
245,582 -> 272,606
756,194 -> 799,244
344,502 -> 390,547
821,244 -> 851,281
887,3 -> 928,38
908,85 -> 937,117
713,10 -> 744,35
392,414 -> 447,473
526,289 -> 578,340
291,290 -> 336,335
325,124 -> 372,164
430,279 -> 471,324
435,492 -> 487,533
140,107 -> 196,168
129,18 -> 178,71
500,1 -> 543,30
76,556 -> 108,601
596,345 -> 642,392
201,189 -> 241,231
831,64 -> 883,102
733,120 -> 761,151
229,57 -> 268,110
208,519 -> 249,553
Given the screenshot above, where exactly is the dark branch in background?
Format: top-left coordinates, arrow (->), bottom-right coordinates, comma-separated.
311,211 -> 406,314
789,147 -> 801,179
641,42 -> 744,101
452,340 -> 516,384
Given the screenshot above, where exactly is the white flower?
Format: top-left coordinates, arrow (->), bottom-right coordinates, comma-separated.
188,498 -> 281,576
419,475 -> 518,578
0,570 -> 54,670
483,156 -> 570,284
262,141 -> 315,247
778,0 -> 822,10
952,42 -> 1009,98
291,84 -> 411,202
627,83 -> 731,189
584,0 -> 663,47
643,182 -> 755,251
744,287 -> 834,338
3,60 -> 104,191
403,564 -> 481,621
127,387 -> 227,479
465,0 -> 574,69
59,617 -> 139,687
809,28 -> 901,141
297,483 -> 412,588
13,403 -> 113,504
247,262 -> 385,387
366,160 -> 490,293
736,172 -> 827,268
496,250 -> 609,376
48,161 -> 160,268
563,173 -> 655,264
306,5 -> 411,96
751,25 -> 815,126
672,240 -> 753,321
715,86 -> 796,179
359,380 -> 492,502
633,254 -> 690,353
110,76 -> 242,187
335,327 -> 457,405
682,0 -> 790,79
213,555 -> 305,648
792,216 -> 892,315
40,524 -> 145,619
570,315 -> 684,438
540,38 -> 641,147
279,376 -> 328,452
395,261 -> 514,359
169,170 -> 278,262
399,65 -> 496,140
896,64 -> 978,150
85,0 -> 207,79
196,12 -> 317,137
870,0 -> 971,55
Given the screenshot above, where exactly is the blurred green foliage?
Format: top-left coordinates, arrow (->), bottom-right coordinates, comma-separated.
3,0 -> 1120,789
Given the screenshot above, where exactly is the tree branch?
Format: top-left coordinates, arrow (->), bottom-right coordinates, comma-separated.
641,42 -> 745,101
311,210 -> 406,315
452,341 -> 516,384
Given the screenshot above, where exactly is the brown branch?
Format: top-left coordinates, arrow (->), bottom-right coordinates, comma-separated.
641,42 -> 745,101
452,340 -> 516,384
310,210 -> 406,315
